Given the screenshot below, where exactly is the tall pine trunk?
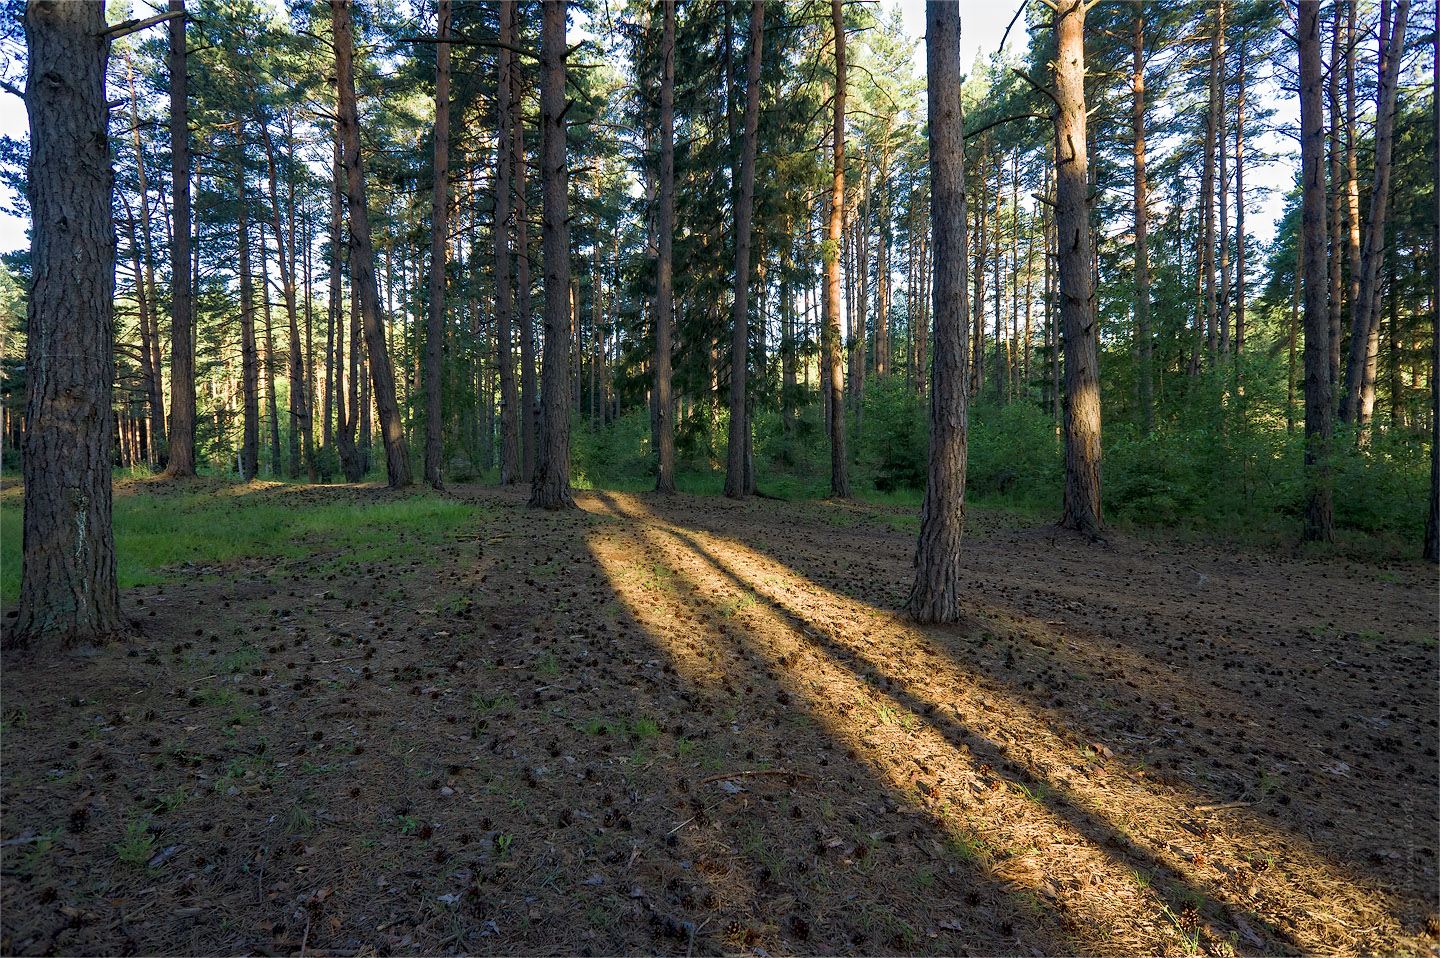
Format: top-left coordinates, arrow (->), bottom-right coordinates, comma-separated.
331,129 -> 362,482
529,0 -> 574,509
724,1 -> 765,499
1327,4 -> 1345,393
237,155 -> 260,480
1342,0 -> 1410,432
512,3 -> 539,484
424,0 -> 451,488
1234,43 -> 1247,356
1199,2 -> 1221,365
260,224 -> 283,473
124,56 -> 167,462
1298,0 -> 1335,542
1054,0 -> 1102,536
257,116 -> 312,480
823,0 -> 850,498
333,0 -> 411,487
494,0 -> 520,485
654,0 -> 677,493
907,0 -> 969,624
1342,0 -> 1362,379
1426,26 -> 1439,562
163,0 -> 196,477
11,0 -> 126,647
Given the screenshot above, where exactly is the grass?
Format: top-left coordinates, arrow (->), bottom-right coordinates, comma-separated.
113,819 -> 157,868
0,477 -> 478,603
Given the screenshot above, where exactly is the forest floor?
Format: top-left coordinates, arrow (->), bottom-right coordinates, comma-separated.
1,478 -> 1437,956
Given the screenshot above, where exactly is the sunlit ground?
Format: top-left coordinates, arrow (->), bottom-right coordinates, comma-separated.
585,491 -> 1433,954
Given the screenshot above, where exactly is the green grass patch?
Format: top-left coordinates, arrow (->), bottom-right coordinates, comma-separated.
1,479 -> 479,603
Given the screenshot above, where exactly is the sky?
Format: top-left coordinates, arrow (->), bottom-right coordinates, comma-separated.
0,0 -> 1293,255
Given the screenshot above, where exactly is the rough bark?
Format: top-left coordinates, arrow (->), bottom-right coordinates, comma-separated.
1342,0 -> 1361,376
1298,0 -> 1335,542
876,133 -> 892,378
907,0 -> 969,624
1342,0 -> 1410,431
1199,3 -> 1221,364
260,224 -> 282,472
823,0 -> 850,498
493,0 -> 520,485
124,55 -> 167,462
1128,4 -> 1152,423
724,1 -> 765,500
512,2 -> 538,484
1054,0 -> 1102,536
330,127 -> 362,482
10,0 -> 126,648
1327,2 -> 1344,391
333,0 -> 411,487
529,0 -> 574,509
1234,44 -> 1247,356
256,115 -> 313,481
237,155 -> 260,480
163,0 -> 196,477
1216,23 -> 1231,356
654,0 -> 677,493
971,146 -> 988,398
1426,24 -> 1439,563
425,0 -> 451,489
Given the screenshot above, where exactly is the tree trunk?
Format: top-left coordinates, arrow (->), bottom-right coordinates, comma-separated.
1298,0 -> 1335,542
124,55 -> 167,463
724,1 -> 765,500
332,0 -> 411,487
256,116 -> 311,481
1342,0 -> 1362,377
1342,0 -> 1410,431
1052,0 -> 1102,536
971,146 -> 988,398
1234,42 -> 1247,357
424,0 -> 451,488
907,0 -> 969,624
260,224 -> 282,473
823,0 -> 849,498
1217,29 -> 1231,357
529,0 -> 574,509
876,134 -> 892,378
654,0 -> 677,493
512,2 -> 538,484
494,0 -> 520,485
1426,24 -> 1439,563
163,0 -> 196,477
1044,162 -> 1058,421
237,155 -> 260,480
1199,1 -> 1221,365
10,0 -> 126,648
1327,2 -> 1344,393
1131,5 -> 1155,414
331,127 -> 362,482
993,169 -> 1004,402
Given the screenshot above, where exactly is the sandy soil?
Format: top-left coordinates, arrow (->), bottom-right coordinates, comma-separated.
2,483 -> 1436,956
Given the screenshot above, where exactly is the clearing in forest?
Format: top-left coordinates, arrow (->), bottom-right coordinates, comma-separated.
1,480 -> 1436,956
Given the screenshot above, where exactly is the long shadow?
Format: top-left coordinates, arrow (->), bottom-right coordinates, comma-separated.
583,492 -> 1092,955
642,519 -> 1304,955
636,494 -> 1438,920
593,491 -> 1438,952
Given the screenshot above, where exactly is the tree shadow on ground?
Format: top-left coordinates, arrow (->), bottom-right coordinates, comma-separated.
642,492 -> 1440,915
586,490 -> 1434,953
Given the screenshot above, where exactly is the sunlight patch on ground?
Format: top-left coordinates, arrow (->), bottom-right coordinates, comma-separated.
583,491 -> 1420,955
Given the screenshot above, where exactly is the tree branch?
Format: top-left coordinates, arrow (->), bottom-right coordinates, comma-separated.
1012,68 -> 1061,110
102,9 -> 184,41
965,112 -> 1050,141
